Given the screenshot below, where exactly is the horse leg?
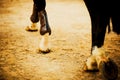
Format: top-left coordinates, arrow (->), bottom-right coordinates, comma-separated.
38,10 -> 51,53
25,4 -> 39,31
26,0 -> 51,53
84,0 -> 108,71
31,0 -> 51,53
111,15 -> 120,34
83,7 -> 118,79
84,14 -> 108,71
84,15 -> 118,79
111,0 -> 120,35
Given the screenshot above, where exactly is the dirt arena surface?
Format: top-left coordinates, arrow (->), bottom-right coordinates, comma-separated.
0,0 -> 120,80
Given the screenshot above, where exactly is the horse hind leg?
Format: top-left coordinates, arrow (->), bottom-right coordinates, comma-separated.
25,4 -> 39,32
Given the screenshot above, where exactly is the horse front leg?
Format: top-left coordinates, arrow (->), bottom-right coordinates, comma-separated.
83,14 -> 118,80
38,10 -> 51,53
84,14 -> 108,71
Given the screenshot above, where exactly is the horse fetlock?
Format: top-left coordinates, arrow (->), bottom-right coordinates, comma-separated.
92,46 -> 107,57
92,46 -> 108,67
84,46 -> 108,71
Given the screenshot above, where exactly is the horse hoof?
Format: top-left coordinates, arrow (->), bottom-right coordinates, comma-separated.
36,48 -> 51,54
83,63 -> 99,72
84,55 -> 99,72
99,58 -> 118,80
25,26 -> 38,32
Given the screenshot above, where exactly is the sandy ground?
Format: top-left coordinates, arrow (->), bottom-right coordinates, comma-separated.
0,0 -> 120,80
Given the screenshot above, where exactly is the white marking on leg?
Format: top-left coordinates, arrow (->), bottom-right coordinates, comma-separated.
29,23 -> 38,30
31,23 -> 37,28
39,33 -> 50,51
25,22 -> 38,31
85,46 -> 108,71
92,46 -> 108,67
